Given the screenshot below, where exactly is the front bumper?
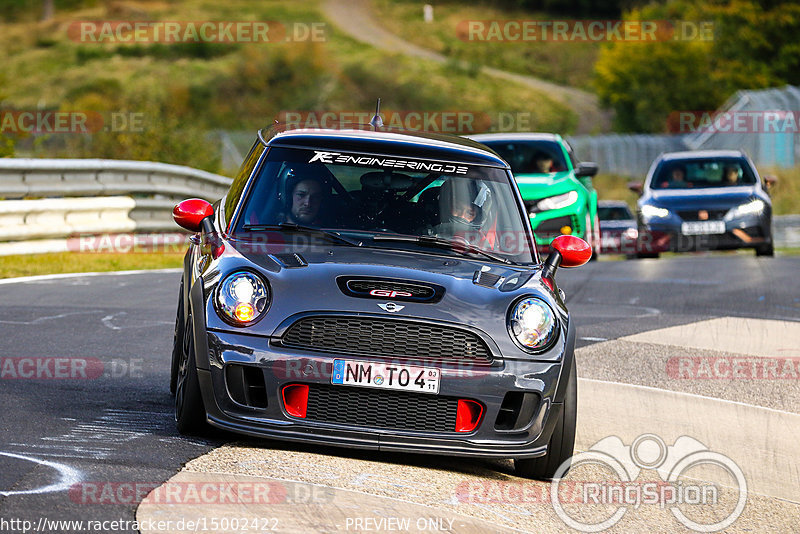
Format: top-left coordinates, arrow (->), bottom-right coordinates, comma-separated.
195,323 -> 575,459
529,204 -> 589,247
639,214 -> 771,253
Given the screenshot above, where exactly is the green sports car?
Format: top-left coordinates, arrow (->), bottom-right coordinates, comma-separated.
470,133 -> 600,257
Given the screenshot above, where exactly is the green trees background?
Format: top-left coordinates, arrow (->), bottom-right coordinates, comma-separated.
594,0 -> 800,132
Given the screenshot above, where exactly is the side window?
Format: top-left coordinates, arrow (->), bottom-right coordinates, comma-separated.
224,142 -> 264,228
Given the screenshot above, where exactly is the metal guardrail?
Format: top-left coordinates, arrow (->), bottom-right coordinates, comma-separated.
774,215 -> 800,248
0,158 -> 231,255
0,158 -> 231,200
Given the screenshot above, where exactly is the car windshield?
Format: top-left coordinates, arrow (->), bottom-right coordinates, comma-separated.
598,205 -> 634,220
479,140 -> 568,175
232,147 -> 535,264
651,158 -> 757,190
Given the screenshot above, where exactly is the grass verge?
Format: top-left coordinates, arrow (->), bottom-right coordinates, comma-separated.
371,0 -> 600,90
0,252 -> 183,279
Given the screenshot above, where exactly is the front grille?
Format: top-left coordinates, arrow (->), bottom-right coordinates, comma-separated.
533,215 -> 578,239
678,210 -> 728,221
305,384 -> 459,432
339,278 -> 442,302
281,316 -> 493,365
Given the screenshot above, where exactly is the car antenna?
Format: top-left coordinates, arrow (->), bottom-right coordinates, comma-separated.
369,98 -> 383,129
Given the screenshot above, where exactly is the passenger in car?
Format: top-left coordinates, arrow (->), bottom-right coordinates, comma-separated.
723,166 -> 740,186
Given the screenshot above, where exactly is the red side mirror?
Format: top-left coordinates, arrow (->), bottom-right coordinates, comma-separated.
173,199 -> 214,232
552,235 -> 591,267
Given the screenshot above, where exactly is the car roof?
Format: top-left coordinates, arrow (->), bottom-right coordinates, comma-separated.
468,132 -> 563,143
659,150 -> 746,161
260,125 -> 509,168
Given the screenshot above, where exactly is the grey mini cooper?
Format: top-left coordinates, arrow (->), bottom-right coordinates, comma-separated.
170,124 -> 591,479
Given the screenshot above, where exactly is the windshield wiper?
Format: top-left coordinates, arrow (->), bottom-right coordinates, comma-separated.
242,223 -> 362,247
372,234 -> 514,265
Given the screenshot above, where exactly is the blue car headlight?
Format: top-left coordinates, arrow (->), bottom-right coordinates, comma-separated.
725,199 -> 764,220
641,205 -> 670,219
215,271 -> 270,326
508,297 -> 558,351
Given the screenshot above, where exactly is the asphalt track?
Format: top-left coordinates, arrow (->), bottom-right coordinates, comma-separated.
0,255 -> 798,533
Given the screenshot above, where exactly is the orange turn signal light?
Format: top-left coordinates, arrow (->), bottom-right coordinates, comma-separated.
234,302 -> 255,322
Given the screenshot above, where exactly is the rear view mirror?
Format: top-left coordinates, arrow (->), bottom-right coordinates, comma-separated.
764,174 -> 778,190
575,162 -> 598,178
627,181 -> 643,195
173,198 -> 214,232
541,235 -> 592,279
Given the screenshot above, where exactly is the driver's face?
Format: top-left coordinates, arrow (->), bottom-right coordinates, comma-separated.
451,201 -> 477,223
291,179 -> 322,224
536,158 -> 553,173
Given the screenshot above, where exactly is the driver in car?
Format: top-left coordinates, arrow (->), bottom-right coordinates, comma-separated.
280,168 -> 326,225
430,178 -> 493,246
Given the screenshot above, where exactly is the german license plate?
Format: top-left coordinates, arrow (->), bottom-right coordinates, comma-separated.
681,221 -> 725,235
331,359 -> 440,394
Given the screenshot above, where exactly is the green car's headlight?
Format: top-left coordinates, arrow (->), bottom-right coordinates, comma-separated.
536,190 -> 579,212
508,297 -> 558,351
215,271 -> 270,326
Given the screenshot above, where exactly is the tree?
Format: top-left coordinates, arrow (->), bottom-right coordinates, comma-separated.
594,0 -> 800,132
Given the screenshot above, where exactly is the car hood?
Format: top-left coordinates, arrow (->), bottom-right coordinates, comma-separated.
515,171 -> 576,199
646,186 -> 761,210
204,240 -> 563,360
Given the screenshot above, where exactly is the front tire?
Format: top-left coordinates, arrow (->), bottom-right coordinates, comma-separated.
169,279 -> 184,395
514,360 -> 577,480
755,243 -> 774,256
175,318 -> 207,435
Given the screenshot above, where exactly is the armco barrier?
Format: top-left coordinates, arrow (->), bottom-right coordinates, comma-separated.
774,215 -> 800,248
0,158 -> 231,256
0,158 -> 231,200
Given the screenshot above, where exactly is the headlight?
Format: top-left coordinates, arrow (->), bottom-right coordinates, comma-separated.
508,297 -> 558,351
725,199 -> 764,220
622,227 -> 639,240
215,271 -> 270,326
535,190 -> 579,212
641,205 -> 670,219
